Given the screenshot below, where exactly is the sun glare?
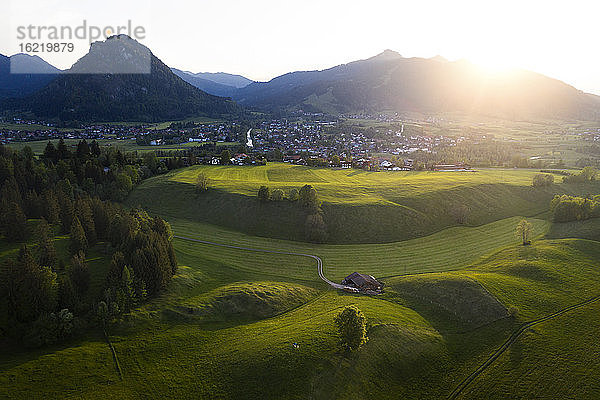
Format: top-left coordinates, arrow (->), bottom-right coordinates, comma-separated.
469,54 -> 519,75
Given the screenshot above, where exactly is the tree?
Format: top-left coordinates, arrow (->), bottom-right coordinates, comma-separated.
532,173 -> 554,187
271,188 -> 284,201
288,188 -> 299,202
37,219 -> 57,268
515,219 -> 533,245
0,246 -> 57,323
69,217 -> 88,255
305,212 -> 327,243
142,151 -> 159,174
76,139 -> 90,159
57,138 -> 69,160
334,306 -> 368,351
195,173 -> 210,193
42,190 -> 60,225
299,184 -> 320,209
58,274 -> 76,310
331,155 -> 341,167
69,252 -> 90,297
220,149 -> 232,165
1,201 -> 28,242
258,185 -> 270,202
58,192 -> 74,233
43,141 -> 57,162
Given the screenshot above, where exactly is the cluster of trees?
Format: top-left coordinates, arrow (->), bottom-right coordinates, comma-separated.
0,142 -> 177,347
0,199 -> 177,347
40,139 -> 140,201
256,184 -> 326,242
532,173 -> 555,187
550,194 -> 600,223
562,167 -> 598,184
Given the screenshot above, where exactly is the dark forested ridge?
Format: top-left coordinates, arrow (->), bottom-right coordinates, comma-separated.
0,54 -> 59,100
2,35 -> 241,122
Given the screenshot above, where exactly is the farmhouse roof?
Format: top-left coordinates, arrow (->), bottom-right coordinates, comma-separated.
343,272 -> 382,289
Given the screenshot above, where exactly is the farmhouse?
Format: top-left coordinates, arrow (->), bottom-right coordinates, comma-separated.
342,272 -> 384,293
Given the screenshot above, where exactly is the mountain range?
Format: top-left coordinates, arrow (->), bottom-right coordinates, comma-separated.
2,42 -> 600,122
232,50 -> 600,120
171,69 -> 247,97
1,35 -> 240,122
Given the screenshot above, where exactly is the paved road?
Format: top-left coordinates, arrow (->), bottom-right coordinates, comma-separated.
173,235 -> 351,290
448,294 -> 600,399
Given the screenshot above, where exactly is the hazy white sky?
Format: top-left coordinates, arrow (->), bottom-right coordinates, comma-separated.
2,0 -> 599,93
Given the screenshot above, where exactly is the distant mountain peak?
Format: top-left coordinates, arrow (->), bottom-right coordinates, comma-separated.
430,55 -> 448,63
69,34 -> 151,74
9,53 -> 60,74
370,49 -> 403,61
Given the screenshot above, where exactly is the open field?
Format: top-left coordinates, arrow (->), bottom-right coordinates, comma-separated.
3,234 -> 600,398
171,164 -> 547,202
2,161 -> 600,398
171,215 -> 550,282
459,301 -> 600,399
127,163 -> 598,243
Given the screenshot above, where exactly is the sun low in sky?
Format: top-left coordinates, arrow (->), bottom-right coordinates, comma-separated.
2,0 -> 599,94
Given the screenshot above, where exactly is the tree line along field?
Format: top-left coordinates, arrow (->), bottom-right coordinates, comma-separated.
5,138 -> 239,155
127,163 -> 597,244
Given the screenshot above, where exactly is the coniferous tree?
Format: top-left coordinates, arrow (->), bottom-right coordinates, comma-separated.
42,190 -> 61,225
37,219 -> 57,268
57,274 -> 76,310
69,252 -> 90,297
59,192 -> 75,234
69,217 -> 88,255
75,198 -> 97,246
0,246 -> 58,323
43,141 -> 57,163
1,202 -> 28,242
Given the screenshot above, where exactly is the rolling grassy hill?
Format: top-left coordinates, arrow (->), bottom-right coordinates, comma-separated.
127,163 -> 598,243
3,232 -> 600,398
171,216 -> 550,282
3,163 -> 600,398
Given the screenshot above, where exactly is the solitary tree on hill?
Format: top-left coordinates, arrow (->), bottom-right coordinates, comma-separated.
195,173 -> 210,193
516,219 -> 533,245
335,305 -> 368,351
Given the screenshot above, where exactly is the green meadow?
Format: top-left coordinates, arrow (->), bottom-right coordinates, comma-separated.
2,162 -> 600,399
128,163 -> 598,243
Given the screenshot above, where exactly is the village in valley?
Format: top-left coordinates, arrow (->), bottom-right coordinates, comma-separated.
0,115 -> 499,171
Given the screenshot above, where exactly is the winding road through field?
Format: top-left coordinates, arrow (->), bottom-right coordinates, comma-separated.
448,294 -> 600,399
175,234 -> 599,399
173,235 -> 351,290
